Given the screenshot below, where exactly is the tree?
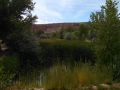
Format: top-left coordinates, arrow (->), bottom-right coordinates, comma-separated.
64,32 -> 71,40
90,0 -> 120,81
34,29 -> 44,37
88,29 -> 97,42
6,29 -> 40,69
66,25 -> 74,33
0,0 -> 40,69
77,23 -> 88,40
0,0 -> 37,41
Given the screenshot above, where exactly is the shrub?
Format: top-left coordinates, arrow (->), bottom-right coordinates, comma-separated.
0,57 -> 15,89
64,32 -> 71,40
7,30 -> 40,69
1,55 -> 20,73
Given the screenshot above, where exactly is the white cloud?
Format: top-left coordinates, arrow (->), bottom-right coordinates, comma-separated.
32,0 -> 112,24
33,0 -> 62,19
35,19 -> 44,24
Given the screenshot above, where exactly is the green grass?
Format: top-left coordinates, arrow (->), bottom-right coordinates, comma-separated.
39,38 -> 96,66
6,60 -> 113,90
0,39 -> 114,89
39,38 -> 94,46
41,61 -> 112,90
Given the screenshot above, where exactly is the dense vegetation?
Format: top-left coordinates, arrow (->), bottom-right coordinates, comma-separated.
0,0 -> 120,90
39,39 -> 96,66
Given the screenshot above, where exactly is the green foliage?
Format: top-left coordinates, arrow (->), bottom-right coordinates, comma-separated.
7,30 -> 40,69
66,25 -> 74,33
39,39 -> 95,66
81,34 -> 86,41
90,0 -> 120,81
71,32 -> 77,40
34,29 -> 44,37
0,55 -> 20,73
88,29 -> 97,42
64,32 -> 71,40
51,26 -> 77,40
0,57 -> 15,89
113,56 -> 120,82
42,61 -> 112,90
77,23 -> 89,40
49,24 -> 89,40
0,0 -> 37,41
58,30 -> 64,39
17,69 -> 40,89
0,0 -> 38,71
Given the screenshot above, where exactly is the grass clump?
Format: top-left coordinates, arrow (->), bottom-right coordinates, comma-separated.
41,61 -> 112,90
0,56 -> 15,90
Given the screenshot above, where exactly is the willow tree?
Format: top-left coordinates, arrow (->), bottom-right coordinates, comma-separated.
90,0 -> 120,81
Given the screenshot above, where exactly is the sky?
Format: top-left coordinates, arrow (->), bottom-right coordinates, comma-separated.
32,0 -> 120,24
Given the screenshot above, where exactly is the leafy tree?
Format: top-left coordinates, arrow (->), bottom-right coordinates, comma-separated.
0,0 -> 40,70
58,30 -> 64,39
34,29 -> 44,37
77,23 -> 88,40
7,29 -> 40,68
88,29 -> 97,42
71,32 -> 77,40
64,32 -> 71,40
51,32 -> 57,38
90,0 -> 120,81
0,0 -> 37,41
66,25 -> 74,33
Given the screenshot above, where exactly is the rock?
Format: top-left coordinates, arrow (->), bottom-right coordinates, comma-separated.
100,84 -> 111,89
34,87 -> 46,90
112,83 -> 120,89
5,85 -> 18,90
92,85 -> 98,90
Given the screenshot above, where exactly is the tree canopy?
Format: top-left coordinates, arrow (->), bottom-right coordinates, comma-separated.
90,0 -> 120,80
0,0 -> 37,40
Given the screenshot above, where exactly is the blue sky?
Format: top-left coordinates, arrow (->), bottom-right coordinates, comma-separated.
32,0 -> 120,24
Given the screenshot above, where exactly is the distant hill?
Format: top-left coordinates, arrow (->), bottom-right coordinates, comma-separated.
30,22 -> 88,33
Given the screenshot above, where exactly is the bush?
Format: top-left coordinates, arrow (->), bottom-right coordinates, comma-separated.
6,29 -> 40,69
0,55 -> 20,73
64,32 -> 71,40
0,57 -> 15,89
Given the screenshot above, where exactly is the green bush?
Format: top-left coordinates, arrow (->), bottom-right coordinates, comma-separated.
7,30 -> 40,69
0,55 -> 20,73
64,32 -> 71,40
0,57 -> 15,89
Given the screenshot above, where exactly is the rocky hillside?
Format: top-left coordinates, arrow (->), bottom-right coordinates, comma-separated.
30,22 -> 88,33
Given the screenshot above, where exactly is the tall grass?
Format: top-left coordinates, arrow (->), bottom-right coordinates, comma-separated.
39,39 -> 96,67
12,61 -> 112,90
41,61 -> 112,90
16,69 -> 41,89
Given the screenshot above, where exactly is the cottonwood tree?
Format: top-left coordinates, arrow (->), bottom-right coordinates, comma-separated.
77,23 -> 88,40
0,0 -> 40,69
0,0 -> 37,40
90,0 -> 120,81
